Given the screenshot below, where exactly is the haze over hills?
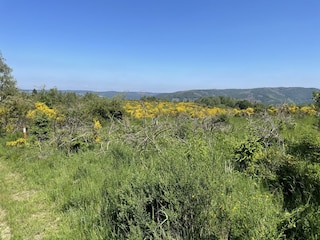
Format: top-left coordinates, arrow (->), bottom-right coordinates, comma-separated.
155,87 -> 320,105
25,87 -> 319,105
88,87 -> 319,105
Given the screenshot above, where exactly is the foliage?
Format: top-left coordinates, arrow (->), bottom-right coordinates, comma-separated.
0,52 -> 18,100
287,134 -> 320,163
83,93 -> 123,121
1,108 -> 318,239
0,54 -> 27,134
26,102 -> 58,141
0,58 -> 319,239
313,92 -> 320,110
140,95 -> 161,102
100,132 -> 282,239
313,91 -> 320,131
233,139 -> 264,172
6,137 -> 27,147
124,100 -> 233,118
195,95 -> 264,111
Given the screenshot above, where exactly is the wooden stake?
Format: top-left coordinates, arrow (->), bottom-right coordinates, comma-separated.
23,127 -> 27,139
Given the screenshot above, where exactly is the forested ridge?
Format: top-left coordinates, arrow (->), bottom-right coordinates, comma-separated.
61,87 -> 320,104
1,53 -> 320,239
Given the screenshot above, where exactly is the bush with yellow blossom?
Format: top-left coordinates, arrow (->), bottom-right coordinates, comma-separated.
6,137 -> 27,147
93,118 -> 102,142
124,100 -> 230,119
26,102 -> 59,141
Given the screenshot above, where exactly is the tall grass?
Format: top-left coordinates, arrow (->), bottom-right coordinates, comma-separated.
1,114 -> 320,239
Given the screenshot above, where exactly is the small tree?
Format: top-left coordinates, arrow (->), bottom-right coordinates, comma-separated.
313,92 -> 320,131
313,92 -> 320,111
27,102 -> 58,141
0,52 -> 18,100
0,52 -> 21,134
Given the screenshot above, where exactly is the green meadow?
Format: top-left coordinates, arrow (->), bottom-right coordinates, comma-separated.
2,53 -> 320,239
1,90 -> 320,239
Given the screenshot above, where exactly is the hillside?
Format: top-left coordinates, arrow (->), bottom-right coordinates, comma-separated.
24,87 -> 319,104
97,87 -> 319,104
3,86 -> 320,239
156,87 -> 319,105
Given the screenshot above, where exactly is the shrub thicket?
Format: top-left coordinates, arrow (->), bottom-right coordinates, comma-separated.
1,86 -> 320,239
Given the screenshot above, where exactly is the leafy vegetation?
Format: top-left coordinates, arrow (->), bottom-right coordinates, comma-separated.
1,53 -> 320,239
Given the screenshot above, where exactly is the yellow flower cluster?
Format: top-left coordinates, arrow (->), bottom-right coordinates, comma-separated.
93,119 -> 102,130
0,106 -> 8,115
124,100 -> 319,119
124,101 -> 228,118
0,107 -> 9,125
268,105 -> 317,115
6,138 -> 27,147
267,106 -> 278,115
300,106 -> 317,115
27,102 -> 57,119
5,121 -> 15,132
93,119 -> 102,142
287,104 -> 300,114
233,107 -> 255,116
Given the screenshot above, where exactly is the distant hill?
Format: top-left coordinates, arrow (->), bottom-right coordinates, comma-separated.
27,90 -> 156,99
96,91 -> 156,99
23,87 -> 319,105
155,87 -> 319,105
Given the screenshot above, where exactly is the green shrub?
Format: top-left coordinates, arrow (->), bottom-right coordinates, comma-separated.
100,136 -> 282,239
233,139 -> 264,172
280,205 -> 320,239
287,134 -> 320,163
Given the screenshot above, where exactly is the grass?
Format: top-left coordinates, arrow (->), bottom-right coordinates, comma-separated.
0,155 -> 59,239
0,143 -> 109,239
0,114 -> 319,239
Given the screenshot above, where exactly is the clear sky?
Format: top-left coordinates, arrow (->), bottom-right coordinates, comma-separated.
1,0 -> 319,92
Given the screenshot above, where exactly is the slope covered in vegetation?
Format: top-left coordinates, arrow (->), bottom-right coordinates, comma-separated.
27,87 -> 320,104
1,54 -> 320,239
156,87 -> 319,104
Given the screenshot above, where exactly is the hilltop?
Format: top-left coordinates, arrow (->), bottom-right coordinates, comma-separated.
83,87 -> 319,105
155,87 -> 319,104
23,87 -> 319,105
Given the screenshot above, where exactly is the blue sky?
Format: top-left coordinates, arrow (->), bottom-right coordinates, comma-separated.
1,0 -> 319,92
